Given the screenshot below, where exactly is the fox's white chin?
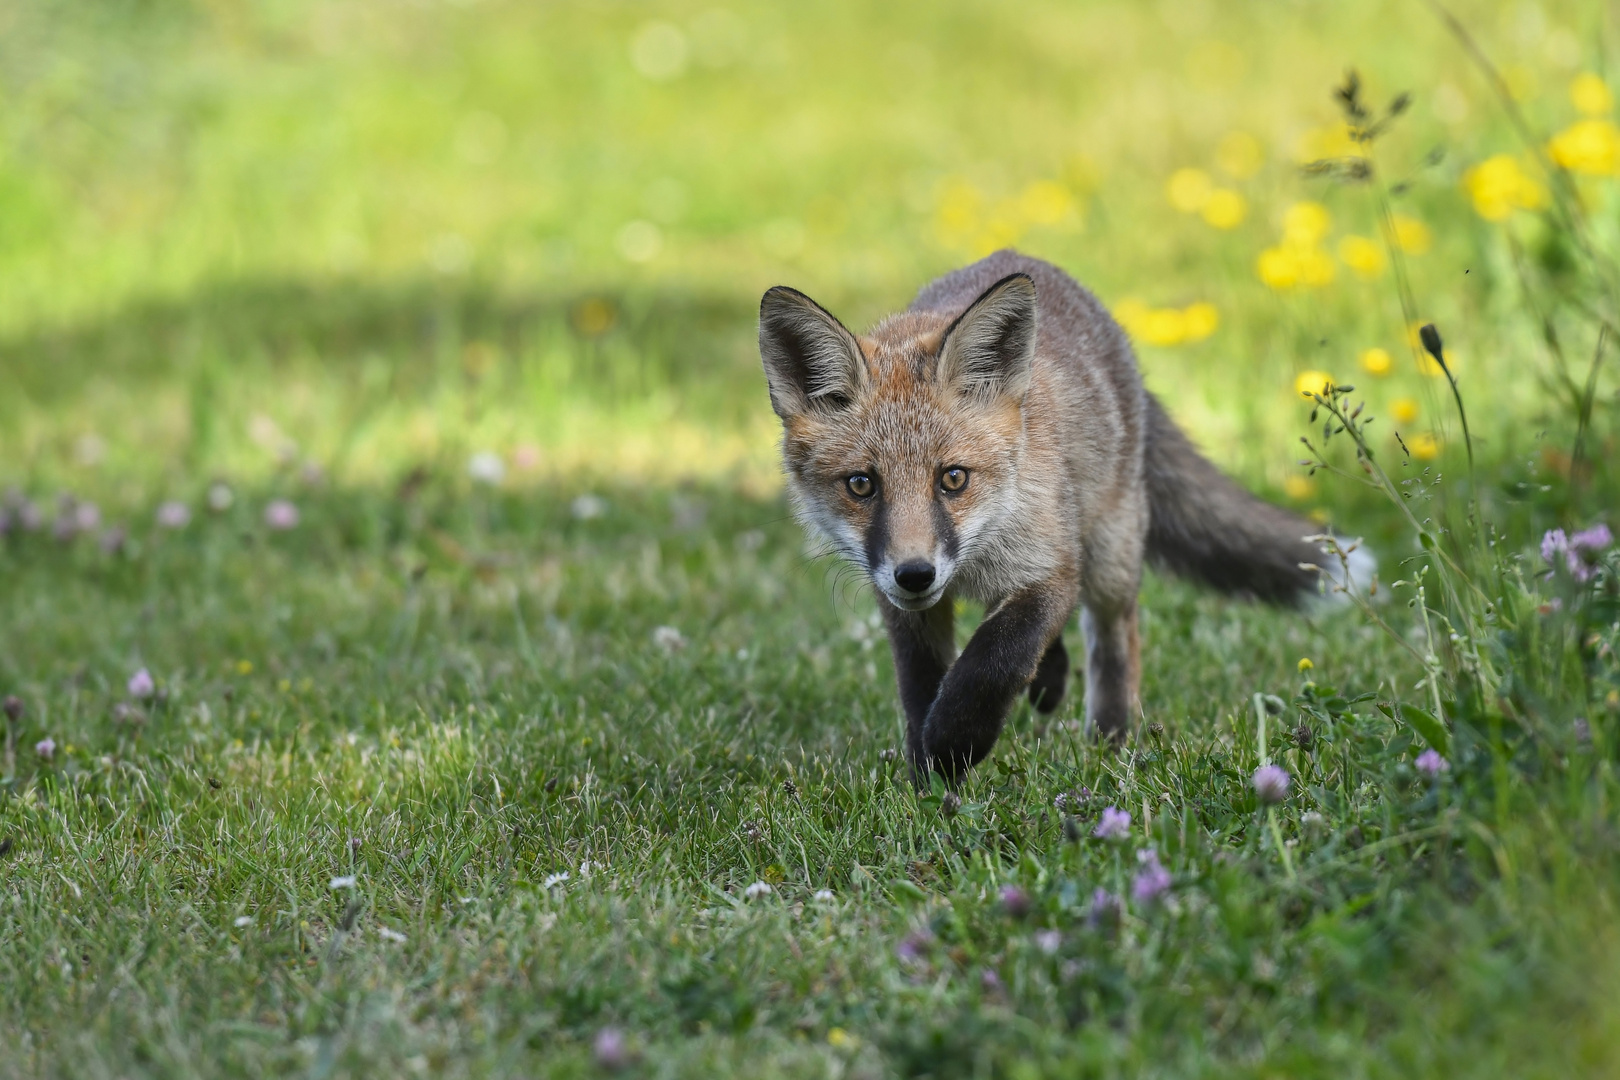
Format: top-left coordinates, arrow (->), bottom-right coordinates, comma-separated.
883,585 -> 948,611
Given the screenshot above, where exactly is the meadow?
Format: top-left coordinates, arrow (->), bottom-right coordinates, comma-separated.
2,0 -> 1619,1075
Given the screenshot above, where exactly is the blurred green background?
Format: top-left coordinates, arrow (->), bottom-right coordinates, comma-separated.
1,0 -> 1611,514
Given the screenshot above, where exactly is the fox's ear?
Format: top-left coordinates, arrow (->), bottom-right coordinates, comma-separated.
937,273 -> 1037,402
758,286 -> 865,418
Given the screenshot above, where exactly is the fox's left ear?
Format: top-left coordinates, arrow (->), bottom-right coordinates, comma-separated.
937,273 -> 1037,402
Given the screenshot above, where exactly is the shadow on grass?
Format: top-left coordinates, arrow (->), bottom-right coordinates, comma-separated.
2,274 -> 767,412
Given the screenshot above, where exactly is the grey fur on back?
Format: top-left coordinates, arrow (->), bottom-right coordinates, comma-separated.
913,250 -> 1323,606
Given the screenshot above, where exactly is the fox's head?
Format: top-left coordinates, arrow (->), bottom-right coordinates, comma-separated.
758,274 -> 1037,611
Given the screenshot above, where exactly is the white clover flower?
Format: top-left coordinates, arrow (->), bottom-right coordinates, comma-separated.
467,451 -> 506,486
329,875 -> 357,890
155,501 -> 191,529
744,881 -> 773,899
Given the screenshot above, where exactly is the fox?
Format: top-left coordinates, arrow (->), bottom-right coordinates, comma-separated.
758,250 -> 1368,783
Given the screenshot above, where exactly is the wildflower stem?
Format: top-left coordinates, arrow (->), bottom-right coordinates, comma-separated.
1267,808 -> 1296,881
1252,693 -> 1269,767
1570,327 -> 1609,490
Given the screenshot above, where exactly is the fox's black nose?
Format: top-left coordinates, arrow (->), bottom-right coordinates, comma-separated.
893,560 -> 936,594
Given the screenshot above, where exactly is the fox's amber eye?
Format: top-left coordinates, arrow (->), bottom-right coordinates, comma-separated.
846,474 -> 875,499
940,467 -> 969,493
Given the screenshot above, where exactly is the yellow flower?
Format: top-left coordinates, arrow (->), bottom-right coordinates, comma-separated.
1217,131 -> 1264,178
936,179 -> 981,229
1295,246 -> 1337,287
1139,307 -> 1189,346
1548,119 -> 1620,175
1337,235 -> 1386,278
1283,202 -> 1332,245
1409,432 -> 1441,460
1167,168 -> 1213,213
236,660 -> 254,675
1463,155 -> 1546,221
1019,180 -> 1075,226
1391,397 -> 1419,423
1200,189 -> 1247,229
1295,370 -> 1334,397
1391,215 -> 1432,255
1181,302 -> 1219,341
1283,474 -> 1316,499
1258,244 -> 1335,290
1257,246 -> 1299,289
1297,657 -> 1314,672
828,1028 -> 851,1048
1113,298 -> 1150,336
1360,347 -> 1393,376
1115,300 -> 1216,346
1572,73 -> 1614,117
1295,124 -> 1358,163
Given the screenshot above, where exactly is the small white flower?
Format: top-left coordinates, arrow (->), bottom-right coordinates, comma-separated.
467,451 -> 506,485
652,625 -> 686,652
155,501 -> 191,529
543,872 -> 570,889
207,483 -> 235,512
813,889 -> 835,902
234,915 -> 254,928
744,881 -> 773,899
329,875 -> 357,890
1034,929 -> 1062,955
377,926 -> 407,943
571,494 -> 607,520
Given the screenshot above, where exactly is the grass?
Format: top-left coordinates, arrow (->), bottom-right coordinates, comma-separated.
3,0 -> 1620,1076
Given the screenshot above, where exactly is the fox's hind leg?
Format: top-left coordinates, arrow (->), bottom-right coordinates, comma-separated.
1027,636 -> 1069,714
1080,601 -> 1140,743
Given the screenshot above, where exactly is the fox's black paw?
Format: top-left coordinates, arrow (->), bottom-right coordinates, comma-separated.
1027,636 -> 1069,714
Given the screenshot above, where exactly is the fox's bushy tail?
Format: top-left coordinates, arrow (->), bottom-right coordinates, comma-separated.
1142,393 -> 1339,606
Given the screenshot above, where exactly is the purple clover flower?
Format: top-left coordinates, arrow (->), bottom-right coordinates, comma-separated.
1544,524 -> 1613,583
999,884 -> 1031,918
34,736 -> 55,761
1093,805 -> 1132,840
264,500 -> 300,531
1132,849 -> 1172,905
127,668 -> 155,699
895,928 -> 934,963
1087,888 -> 1123,929
593,1027 -> 629,1070
1252,764 -> 1291,804
1415,748 -> 1449,776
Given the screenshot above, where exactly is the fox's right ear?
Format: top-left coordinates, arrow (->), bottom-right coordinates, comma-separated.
759,287 -> 865,418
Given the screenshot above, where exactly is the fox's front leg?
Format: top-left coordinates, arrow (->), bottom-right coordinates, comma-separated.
879,597 -> 956,779
921,576 -> 1079,781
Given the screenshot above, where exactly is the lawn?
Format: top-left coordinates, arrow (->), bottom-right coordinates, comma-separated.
2,1 -> 1619,1076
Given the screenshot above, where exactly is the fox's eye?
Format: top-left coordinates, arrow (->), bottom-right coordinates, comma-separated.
940,467 -> 969,493
846,474 -> 875,499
